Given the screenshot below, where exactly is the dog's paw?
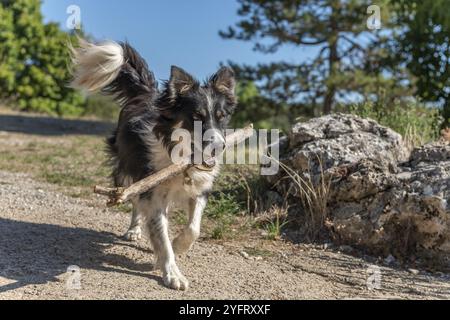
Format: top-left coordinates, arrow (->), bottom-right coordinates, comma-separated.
163,266 -> 189,291
123,226 -> 142,241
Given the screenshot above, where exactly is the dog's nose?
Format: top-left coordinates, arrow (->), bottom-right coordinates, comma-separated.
213,131 -> 226,148
203,141 -> 225,168
210,141 -> 225,157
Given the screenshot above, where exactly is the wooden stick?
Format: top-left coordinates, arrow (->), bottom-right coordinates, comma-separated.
94,124 -> 254,207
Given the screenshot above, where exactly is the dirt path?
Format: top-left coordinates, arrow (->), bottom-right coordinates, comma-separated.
0,169 -> 449,300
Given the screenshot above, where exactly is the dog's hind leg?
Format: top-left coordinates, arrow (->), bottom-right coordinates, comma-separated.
173,195 -> 207,255
123,198 -> 143,241
139,196 -> 189,291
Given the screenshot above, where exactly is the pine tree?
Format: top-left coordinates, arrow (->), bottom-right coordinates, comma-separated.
388,0 -> 450,125
220,0 -> 408,115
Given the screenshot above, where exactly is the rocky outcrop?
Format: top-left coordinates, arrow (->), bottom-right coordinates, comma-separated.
270,114 -> 449,267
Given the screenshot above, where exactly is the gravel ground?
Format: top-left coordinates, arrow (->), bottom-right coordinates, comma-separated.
1,170 -> 450,300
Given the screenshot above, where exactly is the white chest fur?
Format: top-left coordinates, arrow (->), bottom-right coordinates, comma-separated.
146,135 -> 220,209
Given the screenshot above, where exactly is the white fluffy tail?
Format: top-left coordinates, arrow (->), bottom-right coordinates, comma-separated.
70,38 -> 124,92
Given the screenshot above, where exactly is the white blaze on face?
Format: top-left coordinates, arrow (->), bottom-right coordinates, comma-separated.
205,92 -> 225,144
203,128 -> 225,166
189,91 -> 226,166
208,94 -> 225,165
209,128 -> 225,145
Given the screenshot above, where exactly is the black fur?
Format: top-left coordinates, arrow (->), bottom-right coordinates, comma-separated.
103,42 -> 158,106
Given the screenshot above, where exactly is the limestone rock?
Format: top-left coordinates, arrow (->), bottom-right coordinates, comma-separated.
270,114 -> 449,267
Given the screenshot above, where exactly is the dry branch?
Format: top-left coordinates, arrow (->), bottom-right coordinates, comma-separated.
94,124 -> 254,207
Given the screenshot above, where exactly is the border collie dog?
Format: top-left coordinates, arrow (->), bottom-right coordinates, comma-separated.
70,39 -> 237,290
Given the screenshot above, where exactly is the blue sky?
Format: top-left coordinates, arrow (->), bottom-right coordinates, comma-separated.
41,0 -> 315,81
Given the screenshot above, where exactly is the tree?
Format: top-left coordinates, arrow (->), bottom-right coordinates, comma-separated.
221,0 -> 405,116
232,80 -> 303,131
0,3 -> 18,97
0,0 -> 84,115
387,0 -> 450,125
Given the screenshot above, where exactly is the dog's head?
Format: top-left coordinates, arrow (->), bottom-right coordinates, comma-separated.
157,66 -> 237,167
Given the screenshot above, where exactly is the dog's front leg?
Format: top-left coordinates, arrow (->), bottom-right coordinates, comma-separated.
138,196 -> 189,291
123,198 -> 143,241
173,194 -> 207,255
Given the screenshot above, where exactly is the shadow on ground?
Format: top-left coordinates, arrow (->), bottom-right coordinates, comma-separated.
0,114 -> 114,136
0,218 -> 158,293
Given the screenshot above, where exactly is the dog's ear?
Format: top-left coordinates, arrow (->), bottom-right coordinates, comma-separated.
169,66 -> 198,96
210,67 -> 236,94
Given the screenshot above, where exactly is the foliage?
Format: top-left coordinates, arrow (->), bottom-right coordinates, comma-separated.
205,191 -> 242,239
261,206 -> 288,241
222,0 -> 449,131
205,192 -> 242,219
0,0 -> 85,116
0,3 -> 17,94
348,101 -> 442,146
386,0 -> 450,126
221,0 -> 402,115
276,157 -> 332,240
204,165 -> 270,239
232,80 -> 304,131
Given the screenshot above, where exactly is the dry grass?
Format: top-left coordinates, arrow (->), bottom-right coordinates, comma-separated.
403,123 -> 429,152
274,156 -> 332,240
0,134 -> 110,198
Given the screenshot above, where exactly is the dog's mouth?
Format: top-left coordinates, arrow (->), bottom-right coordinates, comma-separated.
199,157 -> 217,170
195,164 -> 215,172
191,155 -> 216,172
190,141 -> 223,171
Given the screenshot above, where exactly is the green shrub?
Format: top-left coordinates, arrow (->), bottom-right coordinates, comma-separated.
204,192 -> 242,240
0,1 -> 86,116
205,192 -> 241,219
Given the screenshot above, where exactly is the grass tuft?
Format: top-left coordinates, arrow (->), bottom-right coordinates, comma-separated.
273,156 -> 332,240
259,206 -> 289,240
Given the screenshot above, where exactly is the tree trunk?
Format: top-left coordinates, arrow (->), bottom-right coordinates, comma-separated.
323,76 -> 336,114
323,1 -> 340,115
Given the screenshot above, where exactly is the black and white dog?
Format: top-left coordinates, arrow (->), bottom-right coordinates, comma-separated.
70,39 -> 237,290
